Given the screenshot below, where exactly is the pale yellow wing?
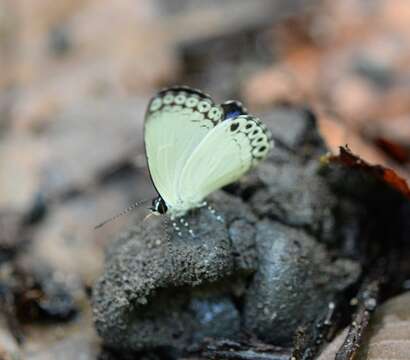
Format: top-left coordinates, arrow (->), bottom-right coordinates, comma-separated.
144,86 -> 224,209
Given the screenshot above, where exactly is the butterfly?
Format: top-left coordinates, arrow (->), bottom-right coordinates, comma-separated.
145,86 -> 273,218
95,86 -> 273,229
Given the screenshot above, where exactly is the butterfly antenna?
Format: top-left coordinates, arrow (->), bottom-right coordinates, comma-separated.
143,212 -> 154,223
94,199 -> 150,229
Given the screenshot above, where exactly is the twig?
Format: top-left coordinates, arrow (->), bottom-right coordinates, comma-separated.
292,301 -> 338,360
201,339 -> 291,360
335,280 -> 379,360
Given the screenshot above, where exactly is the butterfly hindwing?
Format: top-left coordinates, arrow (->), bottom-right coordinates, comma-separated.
178,115 -> 273,208
144,87 -> 224,208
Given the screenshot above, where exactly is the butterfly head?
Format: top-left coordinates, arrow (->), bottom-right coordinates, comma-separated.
150,196 -> 168,215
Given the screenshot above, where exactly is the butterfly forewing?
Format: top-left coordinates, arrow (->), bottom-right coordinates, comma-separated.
144,87 -> 224,210
178,115 -> 273,209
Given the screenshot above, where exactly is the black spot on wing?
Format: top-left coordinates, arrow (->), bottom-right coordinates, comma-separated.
230,122 -> 239,132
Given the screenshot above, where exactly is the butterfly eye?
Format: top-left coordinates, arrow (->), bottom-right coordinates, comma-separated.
186,97 -> 199,108
198,100 -> 211,113
174,93 -> 186,105
149,97 -> 162,112
163,94 -> 174,105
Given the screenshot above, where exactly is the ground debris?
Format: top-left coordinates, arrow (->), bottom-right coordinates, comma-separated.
200,338 -> 291,360
328,146 -> 410,200
335,279 -> 380,360
291,301 -> 339,360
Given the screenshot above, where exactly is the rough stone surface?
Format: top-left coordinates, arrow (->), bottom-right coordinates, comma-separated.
261,108 -> 318,150
249,108 -> 337,241
13,258 -> 83,322
251,160 -> 336,235
243,221 -> 360,344
93,192 -> 256,351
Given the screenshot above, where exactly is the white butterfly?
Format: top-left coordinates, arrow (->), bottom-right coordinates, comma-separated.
145,86 -> 274,218
95,86 -> 273,229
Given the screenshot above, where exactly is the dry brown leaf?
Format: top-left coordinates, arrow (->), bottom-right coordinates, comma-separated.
317,110 -> 410,189
329,146 -> 410,200
363,116 -> 410,165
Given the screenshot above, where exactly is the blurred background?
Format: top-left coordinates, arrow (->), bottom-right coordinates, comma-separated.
0,0 -> 410,358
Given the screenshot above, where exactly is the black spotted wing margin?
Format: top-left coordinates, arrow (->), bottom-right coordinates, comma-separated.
177,115 -> 274,209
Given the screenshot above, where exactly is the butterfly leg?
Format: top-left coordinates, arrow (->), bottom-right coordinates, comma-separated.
179,217 -> 196,238
170,215 -> 182,237
201,201 -> 224,223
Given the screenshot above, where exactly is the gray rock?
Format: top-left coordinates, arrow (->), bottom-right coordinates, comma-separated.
251,160 -> 336,237
244,108 -> 336,240
92,108 -> 361,353
261,108 -> 315,150
243,221 -> 361,344
92,193 -> 256,351
14,259 -> 81,321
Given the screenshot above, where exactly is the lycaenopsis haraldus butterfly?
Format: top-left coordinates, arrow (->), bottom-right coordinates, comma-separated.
95,86 -> 274,234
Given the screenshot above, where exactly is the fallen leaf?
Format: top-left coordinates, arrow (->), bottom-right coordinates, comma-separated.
329,146 -> 410,200
374,138 -> 410,164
